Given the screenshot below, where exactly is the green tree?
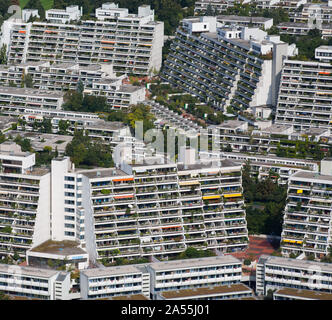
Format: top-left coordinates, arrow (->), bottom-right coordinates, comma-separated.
58,119 -> 70,135
0,44 -> 7,65
24,73 -> 34,88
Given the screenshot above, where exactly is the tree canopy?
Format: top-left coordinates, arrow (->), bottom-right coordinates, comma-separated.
65,130 -> 114,168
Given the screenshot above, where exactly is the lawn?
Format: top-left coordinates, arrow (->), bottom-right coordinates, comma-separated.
19,0 -> 54,10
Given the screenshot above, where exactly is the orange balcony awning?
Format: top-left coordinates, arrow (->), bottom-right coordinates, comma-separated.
113,178 -> 134,182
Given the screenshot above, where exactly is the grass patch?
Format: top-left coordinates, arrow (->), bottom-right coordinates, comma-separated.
19,0 -> 54,10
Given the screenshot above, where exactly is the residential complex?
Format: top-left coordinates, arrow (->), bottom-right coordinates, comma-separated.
76,156 -> 248,262
200,149 -> 319,184
0,62 -> 146,109
0,86 -> 64,110
0,142 -> 50,259
80,264 -> 150,299
1,0 -> 332,303
208,120 -> 330,155
256,254 -> 332,297
277,22 -> 332,39
0,264 -> 71,300
194,0 -> 307,15
275,59 -> 332,131
0,139 -> 248,263
280,161 -> 332,259
161,17 -> 297,115
292,1 -> 332,25
2,4 -> 164,76
80,255 -> 254,300
147,255 -> 243,299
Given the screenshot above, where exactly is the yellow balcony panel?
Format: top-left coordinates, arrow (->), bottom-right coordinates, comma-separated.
223,193 -> 242,198
202,195 -> 221,200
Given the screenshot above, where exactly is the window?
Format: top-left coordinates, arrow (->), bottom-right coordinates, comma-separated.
65,231 -> 75,236
65,176 -> 75,181
65,215 -> 75,221
65,223 -> 75,228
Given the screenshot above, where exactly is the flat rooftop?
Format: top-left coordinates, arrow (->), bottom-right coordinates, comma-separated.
177,159 -> 239,171
0,86 -> 64,98
0,116 -> 18,130
160,283 -> 252,299
291,171 -> 332,183
259,254 -> 332,273
275,287 -> 332,300
259,124 -> 293,134
85,120 -> 125,131
82,265 -> 147,278
149,255 -> 240,272
0,263 -> 59,278
218,15 -> 272,23
49,62 -> 78,69
8,131 -> 73,153
78,168 -> 128,179
30,240 -> 87,256
209,120 -> 247,130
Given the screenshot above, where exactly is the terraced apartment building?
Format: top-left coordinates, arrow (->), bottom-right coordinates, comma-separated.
280,160 -> 332,259
0,142 -> 50,259
72,155 -> 248,263
161,16 -> 297,115
2,3 -> 164,76
275,59 -> 332,131
0,61 -> 145,109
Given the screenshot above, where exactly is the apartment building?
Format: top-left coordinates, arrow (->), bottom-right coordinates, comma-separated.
200,150 -> 319,184
0,86 -> 64,110
315,45 -> 332,62
0,264 -> 67,300
147,255 -> 243,299
275,59 -> 332,131
80,264 -> 150,299
161,17 -> 297,115
14,115 -> 145,158
0,61 -> 114,89
208,120 -> 330,155
0,142 -> 51,259
280,161 -> 332,259
0,61 -> 146,109
74,155 -> 248,263
80,255 -> 252,300
217,15 -> 273,30
277,22 -> 332,39
4,4 -> 164,76
256,254 -> 332,297
194,0 -> 306,14
45,5 -> 82,24
194,0 -> 236,15
86,77 -> 145,109
292,1 -> 332,25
